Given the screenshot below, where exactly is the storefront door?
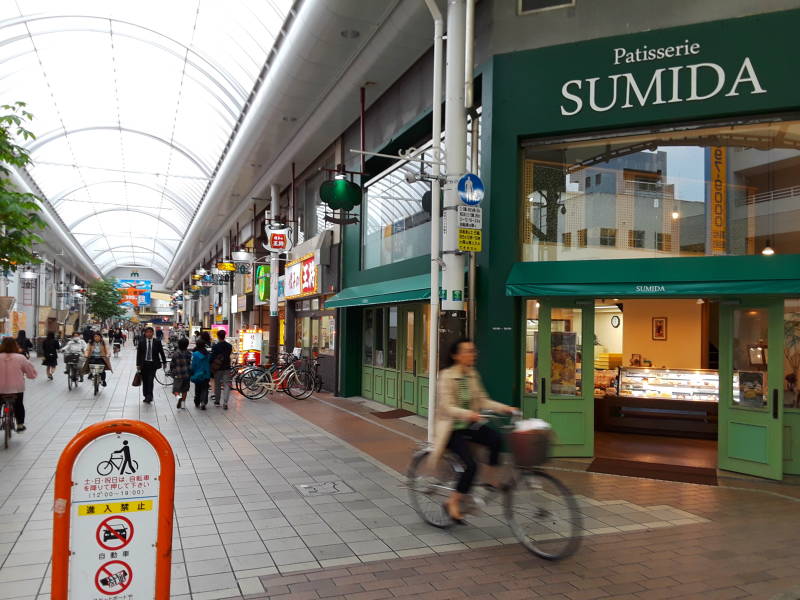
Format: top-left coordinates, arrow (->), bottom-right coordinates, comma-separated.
537,300 -> 595,457
399,304 -> 430,415
719,298 -> 784,480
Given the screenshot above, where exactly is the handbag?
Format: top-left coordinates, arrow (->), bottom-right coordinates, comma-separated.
132,372 -> 142,387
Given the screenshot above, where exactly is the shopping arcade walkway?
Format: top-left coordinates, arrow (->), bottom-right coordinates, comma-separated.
0,347 -> 797,599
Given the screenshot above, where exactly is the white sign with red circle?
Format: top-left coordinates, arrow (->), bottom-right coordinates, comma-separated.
69,433 -> 159,600
95,560 -> 132,595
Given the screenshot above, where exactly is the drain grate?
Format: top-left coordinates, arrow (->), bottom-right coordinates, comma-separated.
295,481 -> 353,496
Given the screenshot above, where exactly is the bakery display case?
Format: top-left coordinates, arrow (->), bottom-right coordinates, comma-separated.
597,367 -> 720,438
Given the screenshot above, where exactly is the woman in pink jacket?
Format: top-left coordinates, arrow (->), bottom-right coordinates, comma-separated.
0,337 -> 37,431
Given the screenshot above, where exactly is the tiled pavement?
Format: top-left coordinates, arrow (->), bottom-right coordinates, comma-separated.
1,349 -> 799,599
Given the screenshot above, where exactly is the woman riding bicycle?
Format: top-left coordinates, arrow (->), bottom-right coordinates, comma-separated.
431,338 -> 515,523
83,333 -> 112,386
61,332 -> 86,382
0,337 -> 37,432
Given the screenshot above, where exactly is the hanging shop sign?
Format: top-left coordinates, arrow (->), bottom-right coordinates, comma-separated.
494,10 -> 800,138
236,263 -> 251,275
230,295 -> 238,314
238,329 -> 262,365
216,262 -> 236,272
237,295 -> 246,312
255,265 -> 270,303
285,253 -> 318,300
191,274 -> 201,281
51,420 -> 175,600
264,226 -> 293,253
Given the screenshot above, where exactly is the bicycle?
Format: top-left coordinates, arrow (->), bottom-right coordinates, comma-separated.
238,354 -> 312,400
0,394 -> 14,449
96,453 -> 139,476
154,366 -> 174,386
112,342 -> 121,358
64,353 -> 82,391
89,363 -> 105,396
407,412 -> 582,561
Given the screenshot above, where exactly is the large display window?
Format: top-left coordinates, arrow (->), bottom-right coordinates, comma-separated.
520,118 -> 800,262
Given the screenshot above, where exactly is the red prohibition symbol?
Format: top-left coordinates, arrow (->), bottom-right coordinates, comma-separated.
95,560 -> 132,595
96,516 -> 134,551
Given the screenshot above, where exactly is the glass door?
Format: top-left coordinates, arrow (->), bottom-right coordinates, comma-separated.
538,300 -> 595,457
719,298 -> 783,480
400,306 -> 418,413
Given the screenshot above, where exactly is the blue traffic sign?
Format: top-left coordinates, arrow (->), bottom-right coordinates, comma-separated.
457,173 -> 484,206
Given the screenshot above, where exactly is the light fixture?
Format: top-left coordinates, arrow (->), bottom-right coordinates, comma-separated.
19,267 -> 37,280
762,240 -> 775,256
231,250 -> 254,262
334,173 -> 346,180
340,29 -> 360,39
696,298 -> 705,305
71,284 -> 81,291
196,267 -> 206,276
671,209 -> 680,220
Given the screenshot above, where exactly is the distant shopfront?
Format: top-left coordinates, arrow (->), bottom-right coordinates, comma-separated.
479,9 -> 800,481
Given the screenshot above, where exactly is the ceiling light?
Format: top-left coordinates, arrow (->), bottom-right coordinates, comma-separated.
671,210 -> 680,220
19,267 -> 37,280
696,298 -> 705,304
340,29 -> 360,39
762,240 -> 775,256
232,250 -> 254,262
196,267 -> 206,275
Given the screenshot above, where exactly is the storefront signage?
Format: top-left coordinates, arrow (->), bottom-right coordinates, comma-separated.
264,227 -> 293,253
230,295 -> 238,314
255,265 -> 270,303
495,11 -> 800,137
458,228 -> 482,252
285,254 -> 318,299
51,420 -> 175,600
237,295 -> 246,312
236,263 -> 251,275
709,146 -> 727,255
115,280 -> 152,308
216,262 -> 236,272
457,173 -> 484,206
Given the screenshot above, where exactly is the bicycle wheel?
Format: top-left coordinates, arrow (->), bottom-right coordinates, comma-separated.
407,449 -> 461,529
93,376 -> 100,396
286,370 -> 313,399
155,368 -> 174,386
504,469 -> 582,561
3,405 -> 11,449
97,460 -> 114,476
67,368 -> 74,391
239,368 -> 270,399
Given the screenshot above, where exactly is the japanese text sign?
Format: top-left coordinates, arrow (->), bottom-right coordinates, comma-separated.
285,254 -> 318,299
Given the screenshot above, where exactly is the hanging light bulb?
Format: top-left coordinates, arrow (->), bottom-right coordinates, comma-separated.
19,266 -> 37,280
762,240 -> 775,256
671,209 -> 680,220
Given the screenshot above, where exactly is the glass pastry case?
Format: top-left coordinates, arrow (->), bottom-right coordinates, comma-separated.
617,367 -> 721,403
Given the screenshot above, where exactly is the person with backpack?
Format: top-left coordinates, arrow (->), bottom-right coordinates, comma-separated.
209,329 -> 233,410
15,330 -> 33,359
190,339 -> 211,410
170,338 -> 193,410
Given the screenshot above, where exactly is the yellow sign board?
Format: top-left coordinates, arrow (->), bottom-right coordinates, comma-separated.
78,500 -> 153,516
216,262 -> 236,272
458,228 -> 482,252
710,146 -> 727,255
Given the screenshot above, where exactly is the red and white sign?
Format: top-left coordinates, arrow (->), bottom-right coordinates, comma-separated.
95,560 -> 132,595
265,227 -> 293,252
96,516 -> 134,551
285,254 -> 318,299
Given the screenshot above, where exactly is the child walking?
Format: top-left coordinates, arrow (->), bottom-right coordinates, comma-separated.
170,338 -> 193,409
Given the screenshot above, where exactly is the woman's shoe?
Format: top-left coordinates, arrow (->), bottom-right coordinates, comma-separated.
443,502 -> 466,525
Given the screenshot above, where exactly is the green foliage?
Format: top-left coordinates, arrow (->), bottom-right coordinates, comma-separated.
0,101 -> 45,272
87,278 -> 126,321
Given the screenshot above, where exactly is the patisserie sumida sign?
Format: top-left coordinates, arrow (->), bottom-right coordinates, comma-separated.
495,10 -> 800,136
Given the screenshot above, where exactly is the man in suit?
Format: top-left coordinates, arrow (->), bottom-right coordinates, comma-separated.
136,326 -> 166,403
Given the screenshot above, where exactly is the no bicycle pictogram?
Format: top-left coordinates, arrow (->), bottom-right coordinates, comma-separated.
96,515 -> 134,551
95,560 -> 132,595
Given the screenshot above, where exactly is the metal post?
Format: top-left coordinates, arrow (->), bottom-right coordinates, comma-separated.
424,0 -> 444,442
269,184 -> 281,366
222,235 -> 231,330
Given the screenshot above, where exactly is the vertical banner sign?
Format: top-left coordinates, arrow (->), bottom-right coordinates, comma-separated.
710,147 -> 727,255
52,420 -> 175,600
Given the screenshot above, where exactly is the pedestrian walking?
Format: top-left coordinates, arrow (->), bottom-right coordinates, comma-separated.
155,327 -> 164,341
136,326 -> 166,404
190,340 -> 211,409
0,337 -> 36,432
42,331 -> 60,380
210,329 -> 233,409
15,330 -> 32,359
170,338 -> 192,409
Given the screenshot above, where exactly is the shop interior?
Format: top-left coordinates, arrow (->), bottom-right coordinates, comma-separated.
526,297 -> 770,477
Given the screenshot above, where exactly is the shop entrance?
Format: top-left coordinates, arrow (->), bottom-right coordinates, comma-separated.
523,296 -> 788,481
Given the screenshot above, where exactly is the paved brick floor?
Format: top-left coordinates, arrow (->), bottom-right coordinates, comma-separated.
1,349 -> 799,599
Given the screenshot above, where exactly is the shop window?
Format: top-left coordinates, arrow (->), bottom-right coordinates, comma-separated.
628,229 -> 645,249
375,307 -> 385,367
600,228 -> 617,247
520,118 -> 800,262
387,306 -> 398,369
562,232 -> 572,248
732,307 -> 768,408
319,315 -> 335,356
302,317 -> 312,349
577,229 -> 587,247
551,307 -> 581,396
656,232 -> 672,252
525,300 -> 539,394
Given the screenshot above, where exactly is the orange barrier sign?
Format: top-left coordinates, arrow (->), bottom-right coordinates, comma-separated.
52,420 -> 175,600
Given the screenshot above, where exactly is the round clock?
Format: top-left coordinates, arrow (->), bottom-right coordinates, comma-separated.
611,315 -> 621,328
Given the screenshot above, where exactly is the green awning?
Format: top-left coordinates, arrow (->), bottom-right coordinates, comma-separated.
506,255 -> 800,297
325,274 -> 431,308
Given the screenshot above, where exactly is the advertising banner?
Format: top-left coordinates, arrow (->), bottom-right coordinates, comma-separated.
115,280 -> 152,308
285,254 -> 318,299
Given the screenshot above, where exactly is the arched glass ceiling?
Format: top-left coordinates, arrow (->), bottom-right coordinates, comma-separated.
0,0 -> 294,276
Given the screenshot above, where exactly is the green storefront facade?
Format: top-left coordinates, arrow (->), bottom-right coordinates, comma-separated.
334,8 -> 800,480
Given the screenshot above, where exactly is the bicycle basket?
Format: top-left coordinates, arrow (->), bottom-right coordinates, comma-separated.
508,428 -> 551,468
89,363 -> 105,374
64,353 -> 80,364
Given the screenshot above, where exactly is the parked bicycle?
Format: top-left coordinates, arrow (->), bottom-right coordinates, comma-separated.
0,394 -> 14,449
237,354 -> 312,400
407,412 -> 582,561
64,353 -> 82,391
